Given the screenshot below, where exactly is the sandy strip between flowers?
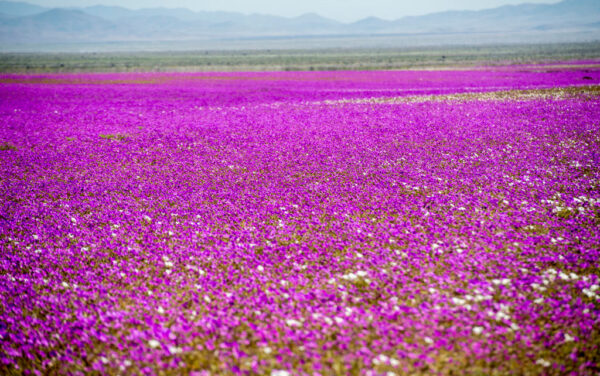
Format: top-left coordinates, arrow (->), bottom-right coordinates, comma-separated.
317,85 -> 600,106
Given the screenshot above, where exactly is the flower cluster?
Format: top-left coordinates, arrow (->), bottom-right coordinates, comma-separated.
1,65 -> 599,375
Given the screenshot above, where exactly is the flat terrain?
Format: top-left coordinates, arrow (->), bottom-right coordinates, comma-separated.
1,64 -> 600,375
1,43 -> 600,72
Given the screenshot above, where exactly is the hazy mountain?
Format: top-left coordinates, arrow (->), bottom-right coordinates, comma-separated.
0,0 -> 45,17
87,6 -> 206,22
0,8 -> 117,42
81,5 -> 135,21
348,17 -> 395,32
385,0 -> 600,33
0,0 -> 598,45
289,13 -> 342,30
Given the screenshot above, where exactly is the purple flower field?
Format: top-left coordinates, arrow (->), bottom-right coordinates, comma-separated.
1,65 -> 600,375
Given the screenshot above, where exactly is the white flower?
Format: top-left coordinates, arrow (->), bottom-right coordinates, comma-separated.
271,370 -> 290,376
148,339 -> 161,348
143,215 -> 152,222
424,337 -> 433,344
168,346 -> 183,354
164,261 -> 174,268
334,317 -> 344,324
373,354 -> 390,365
559,272 -> 570,281
473,293 -> 492,302
452,297 -> 466,305
262,346 -> 272,354
204,295 -> 211,303
286,319 -> 302,327
490,310 -> 510,321
356,270 -> 368,277
61,282 -> 69,288
157,306 -> 165,314
564,333 -> 574,342
535,359 -> 551,367
257,265 -> 264,272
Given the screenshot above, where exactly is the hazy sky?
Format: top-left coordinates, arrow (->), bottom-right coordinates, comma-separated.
26,0 -> 561,22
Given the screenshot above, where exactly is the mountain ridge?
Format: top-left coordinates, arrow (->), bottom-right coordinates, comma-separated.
0,0 -> 598,45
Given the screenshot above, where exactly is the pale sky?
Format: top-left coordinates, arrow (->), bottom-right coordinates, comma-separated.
25,0 -> 561,22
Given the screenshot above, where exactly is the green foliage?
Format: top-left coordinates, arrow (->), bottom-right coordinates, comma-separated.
0,142 -> 17,150
99,134 -> 128,141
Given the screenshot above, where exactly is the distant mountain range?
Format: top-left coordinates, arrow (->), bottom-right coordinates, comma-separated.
0,0 -> 599,45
